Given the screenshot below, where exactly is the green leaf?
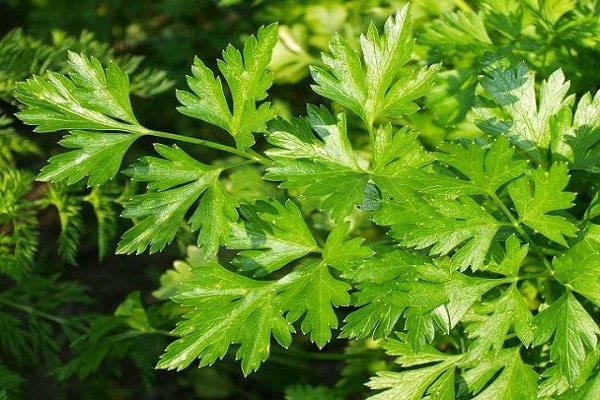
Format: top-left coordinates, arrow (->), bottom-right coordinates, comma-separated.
310,5 -> 439,125
563,90 -> 600,173
423,259 -> 504,334
282,261 -> 351,348
366,337 -> 461,400
16,52 -> 140,132
482,235 -> 529,277
508,163 -> 577,245
370,124 -> 433,176
189,181 -> 238,259
14,52 -> 143,185
265,105 -> 367,220
554,224 -> 600,306
284,384 -> 341,400
375,188 -> 502,271
465,285 -> 534,359
157,257 -> 348,375
367,363 -> 455,400
177,24 -> 278,149
436,136 -> 528,195
322,222 -> 373,272
460,348 -> 538,400
533,292 -> 600,384
227,199 -> 320,276
38,131 -> 137,186
83,185 -> 118,259
113,291 -> 151,332
419,11 -> 492,54
118,144 -> 221,254
0,169 -> 38,278
476,63 -> 574,166
341,251 -> 447,345
45,183 -> 83,265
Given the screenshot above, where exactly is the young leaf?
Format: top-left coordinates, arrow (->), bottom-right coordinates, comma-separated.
118,144 -> 222,254
533,292 -> 600,384
265,105 -> 367,220
507,163 -> 577,245
310,5 -> 439,126
157,257 -> 349,375
177,24 -> 278,149
227,199 -> 320,276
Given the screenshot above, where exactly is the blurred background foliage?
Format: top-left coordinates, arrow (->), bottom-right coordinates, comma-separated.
1,0 -> 599,398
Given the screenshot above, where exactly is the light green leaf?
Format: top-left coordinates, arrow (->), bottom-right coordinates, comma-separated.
16,52 -> 140,132
508,163 -> 577,245
533,292 -> 600,384
370,124 -> 433,176
310,5 -> 439,125
476,63 -> 574,165
322,221 -> 373,272
265,105 -> 368,220
554,224 -> 600,306
157,256 -> 348,375
14,52 -> 144,185
118,144 -> 221,254
227,199 -> 320,276
466,285 -> 534,358
38,130 -> 137,185
419,11 -> 492,53
189,181 -> 238,259
366,339 -> 460,400
282,261 -> 351,348
375,189 -> 502,271
177,24 -> 278,149
563,90 -> 600,173
461,348 -> 538,400
436,136 -> 528,195
341,251 -> 447,344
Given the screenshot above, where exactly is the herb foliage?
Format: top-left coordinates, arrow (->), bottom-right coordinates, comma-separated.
4,1 -> 600,398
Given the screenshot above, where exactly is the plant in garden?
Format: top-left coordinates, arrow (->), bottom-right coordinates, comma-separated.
7,2 -> 600,399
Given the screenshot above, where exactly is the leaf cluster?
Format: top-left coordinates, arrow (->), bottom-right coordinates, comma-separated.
5,1 -> 600,399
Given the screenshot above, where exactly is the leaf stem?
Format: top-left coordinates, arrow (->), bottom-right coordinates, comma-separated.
136,127 -> 271,165
488,192 -> 554,271
0,298 -> 66,325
